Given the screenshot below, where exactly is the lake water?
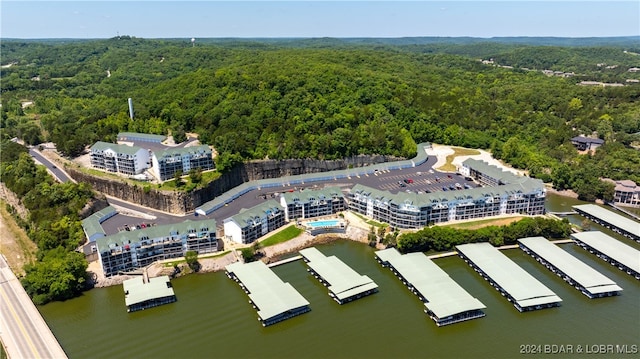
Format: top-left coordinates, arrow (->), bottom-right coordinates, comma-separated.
39,194 -> 640,358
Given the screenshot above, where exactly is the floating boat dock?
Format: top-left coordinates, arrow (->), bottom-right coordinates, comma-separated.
299,247 -> 378,304
375,248 -> 486,326
571,231 -> 640,280
123,275 -> 176,313
456,243 -> 562,312
518,237 -> 623,298
225,261 -> 310,326
573,204 -> 640,242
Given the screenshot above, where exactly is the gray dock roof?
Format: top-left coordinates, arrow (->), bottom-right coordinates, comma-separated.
123,276 -> 175,307
118,132 -> 167,142
225,261 -> 309,322
375,248 -> 485,318
571,231 -> 640,274
573,204 -> 640,237
456,243 -> 562,308
299,247 -> 378,301
518,237 -> 622,295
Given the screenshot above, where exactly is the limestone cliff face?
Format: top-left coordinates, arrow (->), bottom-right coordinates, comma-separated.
69,155 -> 401,214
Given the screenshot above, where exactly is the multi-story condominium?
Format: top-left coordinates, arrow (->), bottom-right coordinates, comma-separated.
279,186 -> 346,221
90,141 -> 150,176
97,219 -> 218,277
603,179 -> 640,207
151,145 -> 214,181
223,200 -> 285,244
348,159 -> 545,229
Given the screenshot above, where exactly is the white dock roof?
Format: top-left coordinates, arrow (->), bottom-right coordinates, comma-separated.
571,231 -> 640,274
375,248 -> 485,318
123,276 -> 175,307
300,247 -> 378,301
226,261 -> 309,322
518,237 -> 622,295
456,243 -> 562,308
573,204 -> 640,237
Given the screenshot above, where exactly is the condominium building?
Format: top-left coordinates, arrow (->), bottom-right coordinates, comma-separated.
223,200 -> 285,244
90,141 -> 150,175
348,159 -> 545,229
151,145 -> 214,181
279,186 -> 346,221
97,219 -> 218,277
603,179 -> 640,207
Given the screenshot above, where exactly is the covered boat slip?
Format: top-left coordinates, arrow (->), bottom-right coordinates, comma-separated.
518,237 -> 622,298
571,231 -> 640,279
573,204 -> 640,241
375,248 -> 486,326
456,243 -> 562,312
123,275 -> 176,313
225,261 -> 310,326
299,247 -> 378,304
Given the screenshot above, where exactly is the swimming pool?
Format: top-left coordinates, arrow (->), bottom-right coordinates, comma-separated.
307,219 -> 341,228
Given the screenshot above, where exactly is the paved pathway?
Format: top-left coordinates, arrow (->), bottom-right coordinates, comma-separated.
0,255 -> 67,359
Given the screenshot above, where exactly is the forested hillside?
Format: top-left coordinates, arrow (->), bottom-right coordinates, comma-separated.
2,37 -> 640,200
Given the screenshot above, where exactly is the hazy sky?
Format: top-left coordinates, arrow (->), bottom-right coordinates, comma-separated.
2,1 -> 639,39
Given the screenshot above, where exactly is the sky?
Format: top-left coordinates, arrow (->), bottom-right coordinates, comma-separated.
1,1 -> 639,39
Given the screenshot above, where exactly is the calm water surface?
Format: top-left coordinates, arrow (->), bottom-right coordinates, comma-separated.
40,194 -> 640,358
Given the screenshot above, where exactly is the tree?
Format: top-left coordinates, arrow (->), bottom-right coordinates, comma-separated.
21,247 -> 88,305
173,169 -> 184,187
185,250 -> 200,272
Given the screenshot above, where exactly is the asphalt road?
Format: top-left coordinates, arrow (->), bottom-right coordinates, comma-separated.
0,255 -> 68,359
28,149 -> 71,183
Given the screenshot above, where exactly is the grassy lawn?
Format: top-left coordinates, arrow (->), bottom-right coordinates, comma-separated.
437,147 -> 481,172
441,216 -> 524,230
163,250 -> 230,267
260,225 -> 303,247
351,212 -> 388,228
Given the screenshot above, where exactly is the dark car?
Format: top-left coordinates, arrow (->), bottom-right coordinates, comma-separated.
442,187 -> 448,191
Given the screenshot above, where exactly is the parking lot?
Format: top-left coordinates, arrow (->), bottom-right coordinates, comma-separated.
98,154 -> 482,237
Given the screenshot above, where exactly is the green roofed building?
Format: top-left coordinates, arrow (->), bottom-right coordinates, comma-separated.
123,275 -> 176,312
82,205 -> 117,245
151,145 -> 214,181
348,159 -> 545,229
90,141 -> 151,175
97,219 -> 218,277
117,132 -> 166,143
279,186 -> 345,221
223,200 -> 285,244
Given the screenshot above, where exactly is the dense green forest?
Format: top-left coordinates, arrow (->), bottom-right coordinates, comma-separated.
1,37 -> 639,198
1,141 -> 91,304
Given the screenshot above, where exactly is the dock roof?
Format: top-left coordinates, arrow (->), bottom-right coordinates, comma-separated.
571,231 -> 640,274
573,204 -> 640,237
518,237 -> 622,295
375,248 -> 485,319
123,276 -> 175,307
225,261 -> 309,322
299,247 -> 378,301
456,243 -> 562,308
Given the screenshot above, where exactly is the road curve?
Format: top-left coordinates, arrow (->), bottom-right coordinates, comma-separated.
0,255 -> 67,359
